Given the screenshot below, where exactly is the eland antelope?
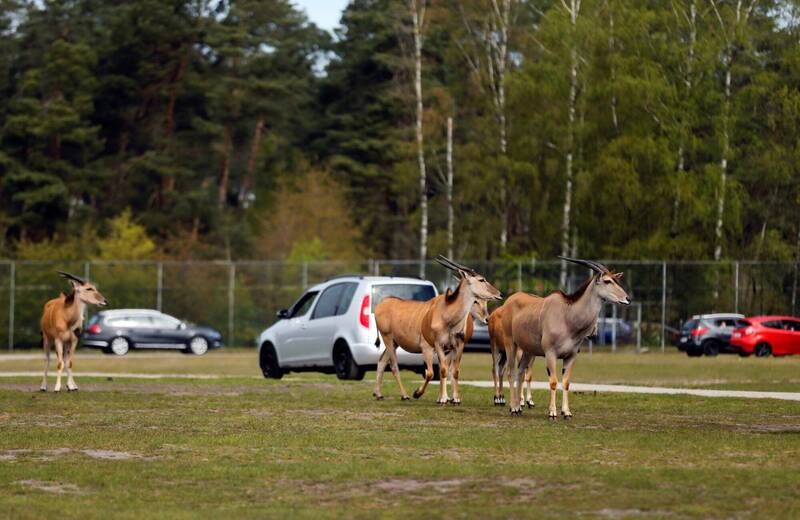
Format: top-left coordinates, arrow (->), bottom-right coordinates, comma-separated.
40,272 -> 108,392
373,256 -> 501,403
502,257 -> 630,419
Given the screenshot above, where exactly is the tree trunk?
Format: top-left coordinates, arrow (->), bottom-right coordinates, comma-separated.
218,124 -> 233,209
608,2 -> 618,131
409,0 -> 428,277
714,64 -> 731,262
446,116 -> 454,259
239,116 -> 264,208
560,0 -> 580,288
671,0 -> 696,235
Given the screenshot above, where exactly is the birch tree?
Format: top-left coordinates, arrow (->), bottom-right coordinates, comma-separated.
710,0 -> 758,261
559,0 -> 581,287
456,0 -> 514,252
408,0 -> 429,276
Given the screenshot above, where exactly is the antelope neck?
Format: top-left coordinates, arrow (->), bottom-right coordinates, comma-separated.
567,277 -> 603,332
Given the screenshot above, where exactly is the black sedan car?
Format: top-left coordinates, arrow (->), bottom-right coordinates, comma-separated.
82,309 -> 223,356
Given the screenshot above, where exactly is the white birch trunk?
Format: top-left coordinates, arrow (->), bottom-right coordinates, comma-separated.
446,116 -> 454,260
672,0 -> 696,233
560,0 -> 580,288
410,0 -> 428,277
714,64 -> 731,262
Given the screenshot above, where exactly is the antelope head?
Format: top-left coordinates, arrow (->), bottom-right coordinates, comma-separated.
470,299 -> 490,325
58,272 -> 109,307
435,255 -> 503,301
559,257 -> 630,306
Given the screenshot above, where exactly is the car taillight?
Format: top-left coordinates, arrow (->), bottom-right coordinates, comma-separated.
690,327 -> 708,337
744,326 -> 754,336
87,323 -> 101,334
359,295 -> 370,329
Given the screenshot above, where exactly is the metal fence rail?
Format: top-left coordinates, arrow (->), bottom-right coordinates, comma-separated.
1,259 -> 797,350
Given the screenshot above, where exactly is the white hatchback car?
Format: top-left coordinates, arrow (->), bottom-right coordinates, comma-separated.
257,276 -> 438,380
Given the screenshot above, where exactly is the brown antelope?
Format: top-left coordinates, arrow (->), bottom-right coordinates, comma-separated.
443,298 -> 489,405
373,256 -> 502,403
40,272 -> 108,392
502,257 -> 630,419
488,304 -> 534,407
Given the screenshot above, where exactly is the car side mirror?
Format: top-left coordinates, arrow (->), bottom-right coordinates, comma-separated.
276,309 -> 289,319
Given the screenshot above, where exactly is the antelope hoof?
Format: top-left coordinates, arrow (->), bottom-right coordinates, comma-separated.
67,387 -> 78,392
412,390 -> 423,399
509,407 -> 522,416
451,399 -> 461,406
562,411 -> 573,420
400,395 -> 410,401
373,393 -> 384,401
437,399 -> 448,406
526,400 -> 535,408
548,411 -> 558,421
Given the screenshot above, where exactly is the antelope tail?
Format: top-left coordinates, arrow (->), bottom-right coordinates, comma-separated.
375,335 -> 381,349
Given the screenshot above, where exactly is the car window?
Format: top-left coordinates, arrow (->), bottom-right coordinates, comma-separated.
311,283 -> 349,320
336,283 -> 358,316
681,319 -> 698,333
107,316 -> 151,328
371,284 -> 436,311
762,320 -> 783,329
735,319 -> 750,328
714,319 -> 731,328
152,315 -> 181,328
289,291 -> 319,318
782,319 -> 800,331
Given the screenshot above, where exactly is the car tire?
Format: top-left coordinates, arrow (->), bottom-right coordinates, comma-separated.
109,336 -> 130,356
188,336 -> 209,356
703,340 -> 720,357
754,342 -> 772,357
333,342 -> 364,381
259,343 -> 283,379
686,346 -> 703,357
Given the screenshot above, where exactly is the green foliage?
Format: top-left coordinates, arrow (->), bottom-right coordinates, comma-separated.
96,210 -> 156,260
1,0 -> 800,263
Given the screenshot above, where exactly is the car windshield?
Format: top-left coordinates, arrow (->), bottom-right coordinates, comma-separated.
681,319 -> 698,333
371,284 -> 436,311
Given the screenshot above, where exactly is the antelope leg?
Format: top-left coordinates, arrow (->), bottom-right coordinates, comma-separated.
373,335 -> 391,400
413,345 -> 434,399
53,338 -> 64,393
545,352 -> 558,420
41,336 -> 51,392
66,336 -> 78,391
387,341 -> 409,400
434,343 -> 449,405
561,353 -> 577,419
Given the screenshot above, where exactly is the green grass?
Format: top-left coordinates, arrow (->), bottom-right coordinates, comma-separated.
1,350 -> 799,518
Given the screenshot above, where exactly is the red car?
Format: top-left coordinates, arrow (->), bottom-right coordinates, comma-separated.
730,316 -> 800,357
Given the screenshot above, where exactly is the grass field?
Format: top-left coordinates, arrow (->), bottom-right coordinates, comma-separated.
1,349 -> 799,518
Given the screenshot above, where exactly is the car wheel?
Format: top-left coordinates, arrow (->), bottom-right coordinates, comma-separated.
109,337 -> 130,356
188,336 -> 209,356
260,343 -> 283,379
754,342 -> 772,357
703,340 -> 720,357
686,346 -> 703,357
333,342 -> 364,381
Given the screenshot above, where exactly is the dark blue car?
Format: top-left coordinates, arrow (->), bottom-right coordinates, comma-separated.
82,309 -> 223,356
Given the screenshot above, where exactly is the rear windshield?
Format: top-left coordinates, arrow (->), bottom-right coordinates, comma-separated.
735,319 -> 750,328
681,319 -> 698,332
371,284 -> 436,311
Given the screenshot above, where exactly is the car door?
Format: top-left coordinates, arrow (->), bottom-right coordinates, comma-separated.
274,290 -> 319,365
762,320 -> 789,354
149,314 -> 186,347
296,283 -> 357,366
782,319 -> 800,354
713,318 -> 735,346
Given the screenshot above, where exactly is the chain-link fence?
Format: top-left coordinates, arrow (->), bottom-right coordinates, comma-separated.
1,259 -> 798,350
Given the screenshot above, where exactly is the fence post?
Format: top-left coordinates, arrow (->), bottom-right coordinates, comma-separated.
517,261 -> 522,292
301,262 -> 308,289
374,261 -> 381,276
636,302 -> 642,353
228,263 -> 235,347
734,261 -> 739,314
84,262 -> 91,323
156,262 -> 163,312
661,261 -> 667,352
8,261 -> 14,351
611,304 -> 617,352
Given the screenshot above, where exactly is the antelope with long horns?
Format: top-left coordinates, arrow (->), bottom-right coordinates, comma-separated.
488,304 -> 534,408
373,256 -> 502,403
40,272 -> 108,392
502,257 -> 630,419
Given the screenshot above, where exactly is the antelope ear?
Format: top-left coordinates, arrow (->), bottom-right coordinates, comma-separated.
613,272 -> 624,280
